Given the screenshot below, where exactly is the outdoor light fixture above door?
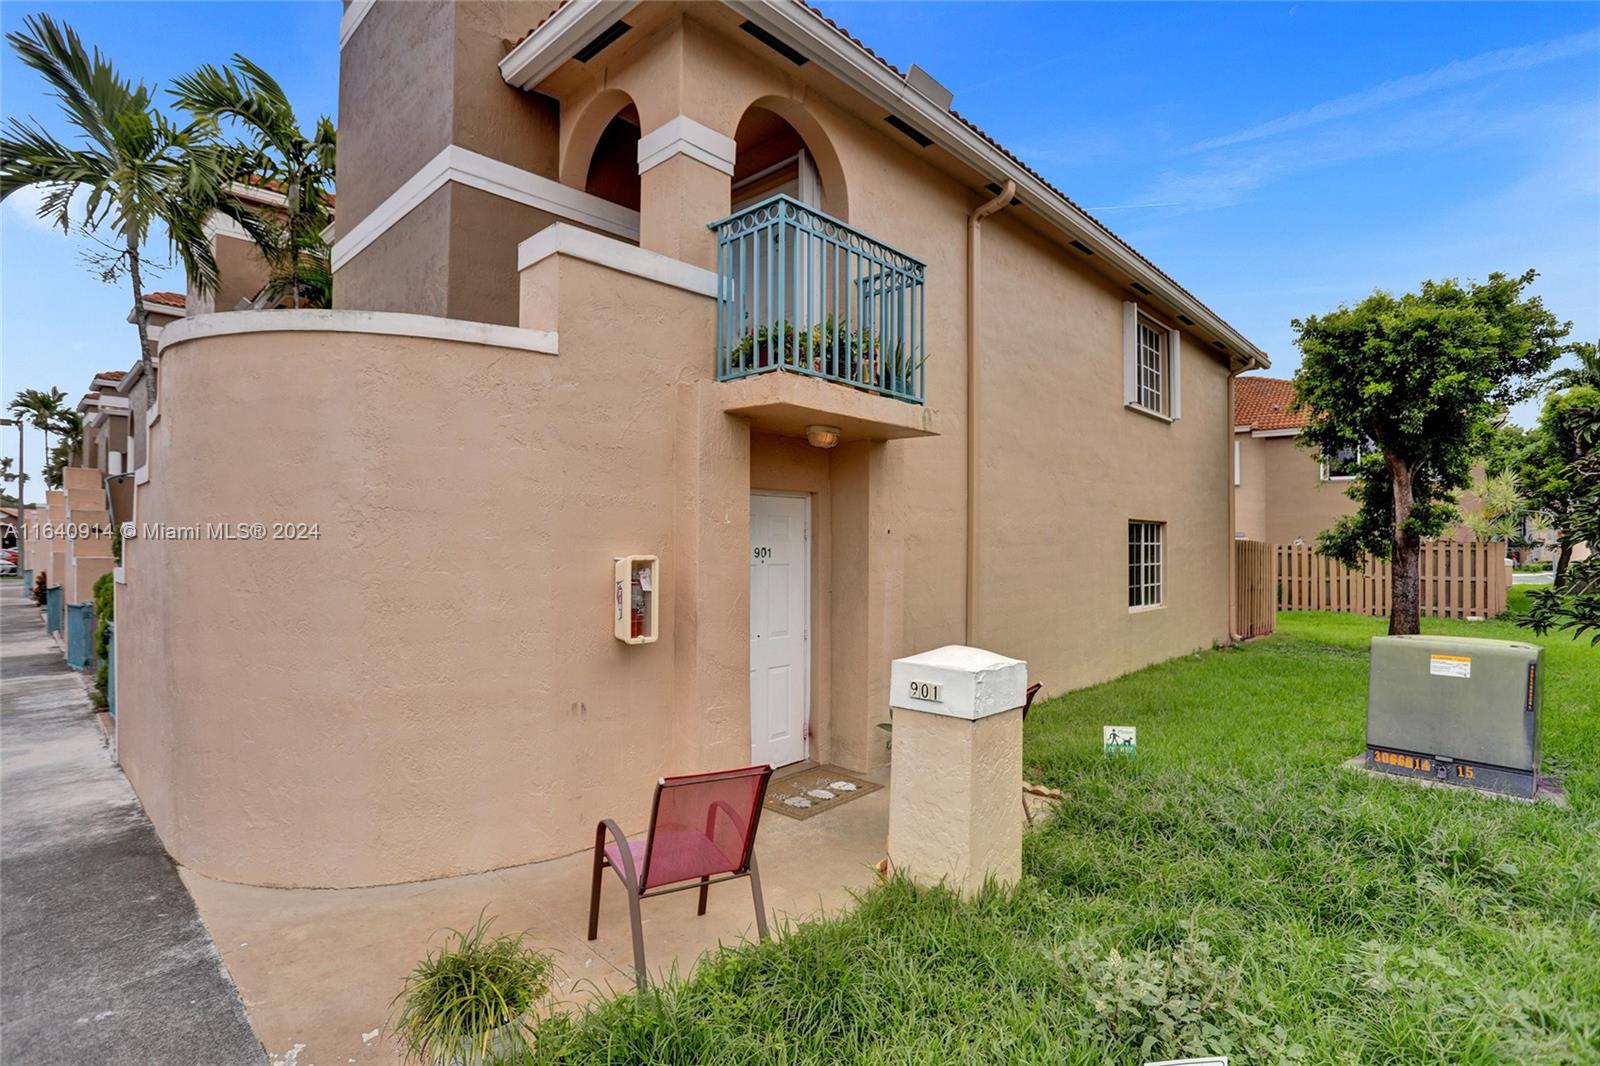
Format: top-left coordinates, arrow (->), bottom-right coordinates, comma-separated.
805,425 -> 841,449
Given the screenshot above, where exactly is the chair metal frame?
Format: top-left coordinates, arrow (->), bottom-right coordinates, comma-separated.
587,764 -> 774,987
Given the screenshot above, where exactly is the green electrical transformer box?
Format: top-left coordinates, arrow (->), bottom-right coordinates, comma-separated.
1366,635 -> 1544,798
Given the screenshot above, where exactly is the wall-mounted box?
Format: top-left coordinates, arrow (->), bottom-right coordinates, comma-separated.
614,555 -> 659,644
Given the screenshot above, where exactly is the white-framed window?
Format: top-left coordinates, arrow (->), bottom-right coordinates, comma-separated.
1123,302 -> 1181,420
1320,441 -> 1369,480
1137,321 -> 1164,412
1128,520 -> 1164,609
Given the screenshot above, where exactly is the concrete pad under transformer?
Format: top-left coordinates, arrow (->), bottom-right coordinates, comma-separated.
887,645 -> 1026,896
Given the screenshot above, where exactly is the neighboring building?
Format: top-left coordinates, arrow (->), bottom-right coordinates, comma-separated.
118,0 -> 1271,890
1231,376 -> 1359,545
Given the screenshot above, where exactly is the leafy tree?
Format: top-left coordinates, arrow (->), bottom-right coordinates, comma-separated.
9,386 -> 67,469
1542,339 -> 1599,392
1292,271 -> 1569,635
1519,384 -> 1600,643
0,14 -> 225,402
172,55 -> 335,309
0,456 -> 17,506
1519,384 -> 1599,586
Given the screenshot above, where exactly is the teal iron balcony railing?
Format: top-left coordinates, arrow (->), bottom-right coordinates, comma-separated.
710,195 -> 926,404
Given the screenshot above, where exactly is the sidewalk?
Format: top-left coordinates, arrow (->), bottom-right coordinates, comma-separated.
0,581 -> 266,1066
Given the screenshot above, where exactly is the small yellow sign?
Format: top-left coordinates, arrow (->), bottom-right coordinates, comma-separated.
1429,653 -> 1472,679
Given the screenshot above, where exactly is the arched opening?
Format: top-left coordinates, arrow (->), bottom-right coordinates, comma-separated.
720,103 -> 918,401
729,98 -> 847,221
584,103 -> 641,212
731,106 -> 824,216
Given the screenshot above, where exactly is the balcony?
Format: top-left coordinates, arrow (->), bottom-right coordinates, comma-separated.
710,195 -> 927,406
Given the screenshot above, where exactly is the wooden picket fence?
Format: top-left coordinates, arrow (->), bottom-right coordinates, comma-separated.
1275,540 -> 1510,619
1234,539 -> 1276,639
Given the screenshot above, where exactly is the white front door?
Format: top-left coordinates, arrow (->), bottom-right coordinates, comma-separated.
749,493 -> 809,767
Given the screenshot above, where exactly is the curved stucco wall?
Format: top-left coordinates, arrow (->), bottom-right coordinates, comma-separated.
117,309 -> 732,888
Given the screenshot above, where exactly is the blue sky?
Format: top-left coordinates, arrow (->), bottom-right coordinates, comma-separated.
3,1 -> 1598,494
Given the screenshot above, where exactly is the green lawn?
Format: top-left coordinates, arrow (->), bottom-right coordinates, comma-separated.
529,595 -> 1599,1064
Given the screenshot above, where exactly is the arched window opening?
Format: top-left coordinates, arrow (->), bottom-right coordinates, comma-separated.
585,104 -> 641,212
732,107 -> 821,213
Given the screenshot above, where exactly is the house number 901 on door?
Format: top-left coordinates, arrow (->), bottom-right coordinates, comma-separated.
752,545 -> 772,564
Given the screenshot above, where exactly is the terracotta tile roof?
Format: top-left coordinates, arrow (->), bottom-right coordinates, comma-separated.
1235,376 -> 1307,431
96,370 -> 126,381
144,291 -> 186,308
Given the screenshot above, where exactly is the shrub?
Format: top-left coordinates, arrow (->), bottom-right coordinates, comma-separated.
391,914 -> 556,1065
92,571 -> 114,707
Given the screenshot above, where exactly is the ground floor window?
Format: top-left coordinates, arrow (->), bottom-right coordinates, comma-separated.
1128,520 -> 1164,608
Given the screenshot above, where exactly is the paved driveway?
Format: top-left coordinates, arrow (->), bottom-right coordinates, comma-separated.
0,583 -> 265,1065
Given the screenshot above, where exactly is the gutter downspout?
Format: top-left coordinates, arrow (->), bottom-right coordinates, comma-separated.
1226,360 -> 1244,644
966,179 -> 1015,645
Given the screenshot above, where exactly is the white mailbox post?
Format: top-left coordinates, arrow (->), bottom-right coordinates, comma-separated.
887,645 -> 1027,896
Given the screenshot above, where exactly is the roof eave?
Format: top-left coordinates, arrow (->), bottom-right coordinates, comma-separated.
499,0 -> 640,90
500,0 -> 1269,367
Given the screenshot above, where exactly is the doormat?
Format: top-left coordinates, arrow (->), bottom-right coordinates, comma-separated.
764,765 -> 882,820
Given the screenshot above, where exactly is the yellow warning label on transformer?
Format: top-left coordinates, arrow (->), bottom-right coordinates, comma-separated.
1429,654 -> 1472,679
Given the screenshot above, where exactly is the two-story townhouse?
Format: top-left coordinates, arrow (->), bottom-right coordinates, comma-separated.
117,0 -> 1269,889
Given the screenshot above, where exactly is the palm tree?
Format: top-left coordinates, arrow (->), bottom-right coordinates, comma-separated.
172,56 -> 335,309
42,409 -> 85,489
1543,341 -> 1599,393
0,456 -> 16,505
9,387 -> 68,469
1,15 -> 224,402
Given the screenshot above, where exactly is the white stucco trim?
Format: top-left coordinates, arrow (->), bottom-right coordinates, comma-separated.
134,464 -> 150,486
157,310 -> 559,357
1250,428 -> 1301,439
339,0 -> 377,49
637,116 -> 737,176
499,0 -> 641,89
145,402 -> 159,429
330,145 -> 641,272
517,224 -> 717,297
205,210 -> 252,242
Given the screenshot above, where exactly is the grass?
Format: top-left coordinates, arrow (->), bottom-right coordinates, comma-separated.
525,593 -> 1599,1064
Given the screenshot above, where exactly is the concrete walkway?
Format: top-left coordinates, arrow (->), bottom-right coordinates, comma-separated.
0,582 -> 265,1065
185,770 -> 889,1065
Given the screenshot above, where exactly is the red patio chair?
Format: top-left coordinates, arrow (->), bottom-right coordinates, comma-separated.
1021,681 -> 1043,721
587,764 -> 775,986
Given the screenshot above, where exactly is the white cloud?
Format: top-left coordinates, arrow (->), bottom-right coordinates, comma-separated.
1189,27 -> 1600,153
0,184 -> 66,233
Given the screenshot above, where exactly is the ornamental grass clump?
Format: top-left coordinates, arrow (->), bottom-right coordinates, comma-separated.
391,914 -> 556,1066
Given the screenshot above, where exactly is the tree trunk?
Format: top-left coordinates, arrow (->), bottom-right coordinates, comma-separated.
287,180 -> 301,310
126,235 -> 158,405
1389,460 -> 1422,635
1554,540 -> 1574,589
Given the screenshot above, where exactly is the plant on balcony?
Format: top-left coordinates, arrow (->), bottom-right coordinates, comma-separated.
391,913 -> 555,1066
728,315 -> 910,392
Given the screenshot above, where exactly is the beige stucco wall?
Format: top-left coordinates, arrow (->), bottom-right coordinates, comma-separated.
122,254 -> 751,888
334,0 -> 564,320
122,7 -> 1255,887
1253,433 -> 1358,546
1233,432 -> 1269,541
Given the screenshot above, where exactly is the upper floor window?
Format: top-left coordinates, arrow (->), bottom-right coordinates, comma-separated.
1123,302 -> 1181,421
1321,441 -> 1371,480
1137,321 -> 1165,412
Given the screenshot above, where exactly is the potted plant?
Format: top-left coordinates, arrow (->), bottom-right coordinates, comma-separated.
391,914 -> 556,1065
